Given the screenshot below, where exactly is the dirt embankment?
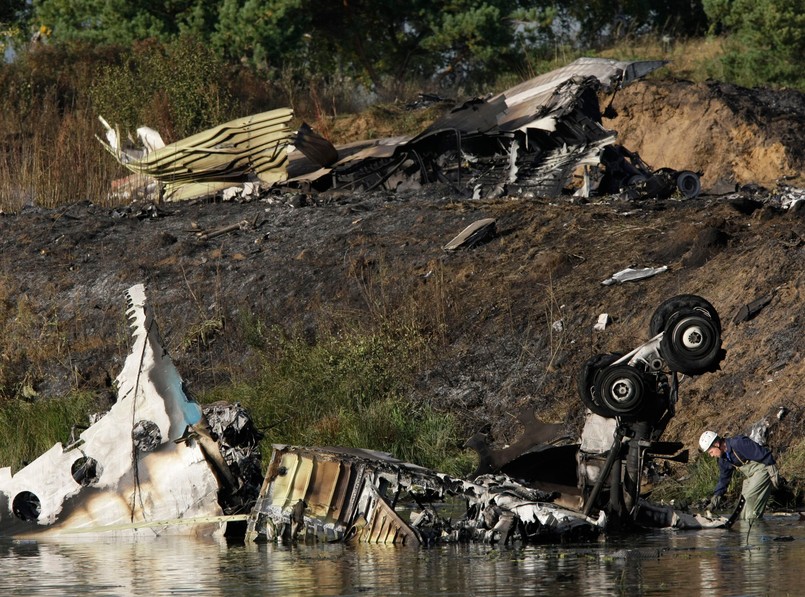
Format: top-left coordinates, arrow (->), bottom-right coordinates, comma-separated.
605,80 -> 805,190
0,78 -> 803,484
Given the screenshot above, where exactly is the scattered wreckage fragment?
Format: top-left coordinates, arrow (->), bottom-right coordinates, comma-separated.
0,284 -> 261,538
98,109 -> 296,202
245,445 -> 604,546
286,57 -> 701,200
602,265 -> 669,285
443,218 -> 496,250
588,144 -> 702,201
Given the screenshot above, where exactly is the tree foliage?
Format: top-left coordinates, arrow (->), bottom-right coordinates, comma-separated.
89,37 -> 235,139
703,0 -> 805,87
30,0 -> 217,44
1,1 -> 29,25
8,0 -> 802,92
549,0 -> 708,47
210,0 -> 540,91
30,1 -> 546,90
1,0 -> 31,59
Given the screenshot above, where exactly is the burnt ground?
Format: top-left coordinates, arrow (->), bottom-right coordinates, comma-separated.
0,78 -> 804,489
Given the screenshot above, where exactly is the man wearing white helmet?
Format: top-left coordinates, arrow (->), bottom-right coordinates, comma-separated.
699,430 -> 779,521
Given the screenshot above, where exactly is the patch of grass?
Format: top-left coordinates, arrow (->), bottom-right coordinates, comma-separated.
0,391 -> 100,473
651,454 -> 741,507
772,438 -> 805,508
90,37 -> 237,142
0,291 -> 68,400
0,320 -> 476,479
199,324 -> 475,476
653,442 -> 804,511
180,316 -> 224,352
597,36 -> 727,83
236,310 -> 269,351
0,103 -> 118,211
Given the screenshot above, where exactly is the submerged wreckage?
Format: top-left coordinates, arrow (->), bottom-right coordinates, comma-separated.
100,57 -> 701,202
0,286 -> 731,543
245,294 -> 731,545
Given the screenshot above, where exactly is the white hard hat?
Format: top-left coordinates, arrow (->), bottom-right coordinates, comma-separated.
699,430 -> 719,452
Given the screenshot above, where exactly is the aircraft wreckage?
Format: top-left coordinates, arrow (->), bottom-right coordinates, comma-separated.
0,286 -> 732,542
99,57 -> 701,203
0,284 -> 263,538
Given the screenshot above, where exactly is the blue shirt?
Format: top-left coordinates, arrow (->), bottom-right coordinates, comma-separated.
713,435 -> 775,497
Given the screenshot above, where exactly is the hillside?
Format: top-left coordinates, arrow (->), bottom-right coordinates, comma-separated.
0,78 -> 803,493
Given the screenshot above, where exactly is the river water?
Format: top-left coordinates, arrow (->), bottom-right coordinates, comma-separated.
1,513 -> 801,596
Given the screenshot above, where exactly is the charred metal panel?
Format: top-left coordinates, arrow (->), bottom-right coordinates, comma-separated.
246,445 -> 607,546
282,58 -> 668,199
350,484 -> 418,545
444,218 -> 496,250
246,446 -> 443,544
498,57 -> 666,120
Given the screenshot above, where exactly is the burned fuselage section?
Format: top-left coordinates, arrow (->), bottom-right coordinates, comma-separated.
99,58 -> 700,202
287,57 -> 700,200
0,285 -> 261,538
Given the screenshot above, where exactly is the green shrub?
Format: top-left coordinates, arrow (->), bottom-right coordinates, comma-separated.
200,324 -> 474,476
90,36 -> 237,141
0,391 -> 100,473
703,0 -> 805,90
651,453 -> 740,507
0,43 -> 125,209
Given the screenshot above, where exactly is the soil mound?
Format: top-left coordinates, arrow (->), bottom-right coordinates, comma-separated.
604,80 -> 805,190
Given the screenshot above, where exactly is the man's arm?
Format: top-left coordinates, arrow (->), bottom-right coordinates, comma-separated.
713,457 -> 734,496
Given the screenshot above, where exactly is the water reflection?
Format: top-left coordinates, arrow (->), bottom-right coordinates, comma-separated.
1,515 -> 803,596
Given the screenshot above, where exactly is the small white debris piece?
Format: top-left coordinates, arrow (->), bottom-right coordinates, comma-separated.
552,320 -> 564,333
222,182 -> 259,201
98,116 -> 119,152
593,313 -> 611,331
222,186 -> 240,201
136,126 -> 165,154
602,265 -> 668,285
776,185 -> 805,210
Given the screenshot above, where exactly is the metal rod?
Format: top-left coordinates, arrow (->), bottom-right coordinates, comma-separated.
583,430 -> 623,517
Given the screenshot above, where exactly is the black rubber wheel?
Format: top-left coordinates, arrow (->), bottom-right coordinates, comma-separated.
660,312 -> 723,375
577,353 -> 623,418
595,365 -> 647,416
676,171 -> 701,199
649,294 -> 721,337
627,174 -> 648,186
